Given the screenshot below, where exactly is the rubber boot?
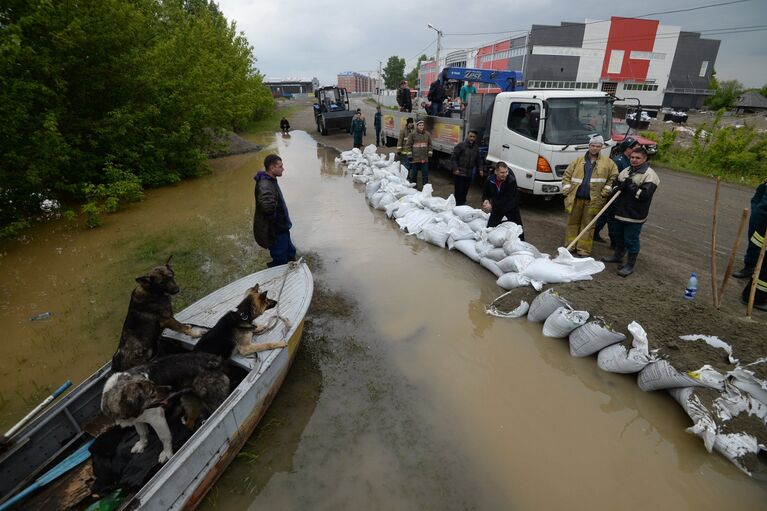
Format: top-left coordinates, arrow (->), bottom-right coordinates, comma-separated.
733,265 -> 755,279
601,247 -> 625,264
618,253 -> 637,277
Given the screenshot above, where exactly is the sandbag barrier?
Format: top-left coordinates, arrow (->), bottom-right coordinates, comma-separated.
336,146 -> 767,478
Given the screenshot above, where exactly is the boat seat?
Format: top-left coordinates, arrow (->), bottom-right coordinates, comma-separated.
161,331 -> 261,373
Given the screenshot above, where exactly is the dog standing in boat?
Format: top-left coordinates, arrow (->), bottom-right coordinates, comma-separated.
194,284 -> 286,358
101,352 -> 229,464
111,256 -> 203,372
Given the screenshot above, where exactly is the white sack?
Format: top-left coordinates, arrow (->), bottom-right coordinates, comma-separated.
568,318 -> 626,357
668,387 -> 718,452
484,247 -> 507,262
597,321 -> 656,374
496,272 -> 532,290
679,334 -> 739,364
446,217 -> 475,242
497,254 -> 535,273
527,289 -> 571,323
353,174 -> 370,184
542,307 -> 590,338
487,223 -> 522,247
638,360 -> 711,391
417,223 -> 450,248
486,300 -> 530,319
729,359 -> 767,405
503,239 -> 544,258
468,218 -> 487,232
453,205 -> 486,222
376,192 -> 397,210
453,239 -> 480,262
396,209 -> 436,235
480,257 -> 505,278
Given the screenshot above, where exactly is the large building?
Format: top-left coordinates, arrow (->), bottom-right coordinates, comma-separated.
264,78 -> 318,97
337,71 -> 375,93
419,17 -> 719,109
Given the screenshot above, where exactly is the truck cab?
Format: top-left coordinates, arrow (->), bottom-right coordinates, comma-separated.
487,91 -> 613,195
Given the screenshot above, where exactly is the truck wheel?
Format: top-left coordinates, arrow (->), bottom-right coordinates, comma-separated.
320,118 -> 328,136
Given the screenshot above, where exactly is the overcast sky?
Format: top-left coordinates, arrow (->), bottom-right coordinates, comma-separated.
217,0 -> 767,87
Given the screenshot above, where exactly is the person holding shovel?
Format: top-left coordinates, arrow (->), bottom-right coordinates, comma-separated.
602,146 -> 660,277
561,135 -> 618,256
739,179 -> 767,310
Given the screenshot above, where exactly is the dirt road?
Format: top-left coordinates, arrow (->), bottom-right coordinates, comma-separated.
286,97 -> 765,366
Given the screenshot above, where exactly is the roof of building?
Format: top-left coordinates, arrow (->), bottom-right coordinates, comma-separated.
736,90 -> 767,109
263,78 -> 315,84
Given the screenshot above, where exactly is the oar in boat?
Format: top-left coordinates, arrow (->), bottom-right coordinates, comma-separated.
0,439 -> 95,511
0,380 -> 72,447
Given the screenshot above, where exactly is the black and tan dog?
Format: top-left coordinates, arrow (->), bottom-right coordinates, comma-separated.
101,352 -> 229,464
194,284 -> 284,358
111,256 -> 203,372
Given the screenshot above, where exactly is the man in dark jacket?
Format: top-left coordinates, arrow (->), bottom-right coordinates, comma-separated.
481,161 -> 525,240
601,146 -> 660,277
396,80 -> 412,113
595,137 -> 637,245
253,154 -> 296,267
374,106 -> 383,146
733,179 -> 767,279
451,130 -> 480,206
350,111 -> 366,149
427,73 -> 447,116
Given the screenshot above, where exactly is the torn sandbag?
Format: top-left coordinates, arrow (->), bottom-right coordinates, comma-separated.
729,358 -> 767,405
487,300 -> 530,318
638,360 -> 725,392
597,321 -> 656,374
568,318 -> 626,357
542,307 -> 589,338
527,288 -> 571,323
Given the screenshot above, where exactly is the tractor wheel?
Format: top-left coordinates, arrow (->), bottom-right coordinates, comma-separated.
320,118 -> 328,136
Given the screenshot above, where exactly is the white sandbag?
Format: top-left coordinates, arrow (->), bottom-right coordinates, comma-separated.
484,247 -> 507,262
395,209 -> 436,235
487,223 -> 523,247
474,240 -> 494,258
417,222 -> 450,248
679,334 -> 739,364
365,179 -> 381,196
468,217 -> 487,232
497,254 -> 535,273
638,360 -> 710,391
393,202 -> 418,219
368,190 -> 385,209
496,272 -> 532,290
527,289 -> 571,323
729,359 -> 767,405
480,257 -> 504,278
436,211 -> 455,222
597,321 -> 656,374
668,387 -> 718,452
376,192 -> 397,210
486,300 -> 529,318
453,239 -> 480,262
542,307 -> 589,338
453,205 -> 485,222
522,250 -> 605,284
568,318 -> 626,357
503,239 -> 543,258
446,217 -> 475,242
353,174 -> 370,184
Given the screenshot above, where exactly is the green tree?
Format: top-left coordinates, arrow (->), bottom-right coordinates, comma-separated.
406,54 -> 429,90
706,78 -> 745,110
382,56 -> 406,89
760,84 -> 767,98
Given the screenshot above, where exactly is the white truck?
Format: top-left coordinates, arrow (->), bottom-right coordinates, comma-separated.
381,88 -> 614,196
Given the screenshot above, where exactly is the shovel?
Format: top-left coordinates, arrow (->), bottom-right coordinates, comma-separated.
566,191 -> 622,252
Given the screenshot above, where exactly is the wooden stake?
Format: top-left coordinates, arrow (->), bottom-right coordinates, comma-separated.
717,208 -> 749,307
566,191 -> 621,251
710,177 -> 721,308
746,227 -> 767,318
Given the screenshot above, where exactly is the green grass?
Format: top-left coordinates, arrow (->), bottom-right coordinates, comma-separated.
244,100 -> 305,133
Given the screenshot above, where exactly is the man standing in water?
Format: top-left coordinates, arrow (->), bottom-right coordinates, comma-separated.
253,154 -> 296,267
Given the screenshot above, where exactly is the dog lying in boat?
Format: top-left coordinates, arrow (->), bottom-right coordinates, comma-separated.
101,352 -> 229,464
111,256 -> 204,372
193,284 -> 286,358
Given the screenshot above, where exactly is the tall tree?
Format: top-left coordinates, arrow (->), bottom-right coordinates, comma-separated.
706,79 -> 745,110
382,56 -> 406,89
406,54 -> 429,89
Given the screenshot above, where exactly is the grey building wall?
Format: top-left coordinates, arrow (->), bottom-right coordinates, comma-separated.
525,22 -> 585,81
664,32 -> 720,109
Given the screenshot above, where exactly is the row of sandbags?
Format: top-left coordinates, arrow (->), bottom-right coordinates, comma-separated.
336,146 -> 605,289
496,288 -> 767,478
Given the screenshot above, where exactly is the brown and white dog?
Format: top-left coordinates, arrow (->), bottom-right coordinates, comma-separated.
111,256 -> 203,372
101,352 -> 229,464
193,284 -> 284,358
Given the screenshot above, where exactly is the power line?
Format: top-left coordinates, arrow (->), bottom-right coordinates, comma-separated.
443,0 -> 752,37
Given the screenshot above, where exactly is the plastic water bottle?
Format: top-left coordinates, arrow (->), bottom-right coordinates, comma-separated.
684,272 -> 698,300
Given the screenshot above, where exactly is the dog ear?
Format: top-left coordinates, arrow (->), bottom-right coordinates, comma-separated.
165,254 -> 174,269
250,284 -> 260,293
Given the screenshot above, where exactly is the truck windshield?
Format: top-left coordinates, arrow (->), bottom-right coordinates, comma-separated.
542,97 -> 611,145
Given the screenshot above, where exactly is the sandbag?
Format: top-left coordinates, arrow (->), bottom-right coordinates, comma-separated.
453,239 -> 480,262
497,254 -> 535,273
376,192 -> 397,210
474,240 -> 494,258
484,247 -> 507,262
729,358 -> 767,405
393,202 -> 418,219
480,257 -> 504,278
638,360 -> 710,391
417,223 -> 450,248
487,225 -> 517,247
568,318 -> 626,357
542,307 -> 589,338
668,387 -> 718,452
467,217 -> 487,232
679,334 -> 739,364
496,272 -> 532,290
503,239 -> 543,258
395,209 -> 436,235
353,174 -> 370,184
365,180 -> 381,196
597,321 -> 656,374
486,300 -> 529,319
522,250 -> 605,284
453,205 -> 486,223
527,289 -> 571,323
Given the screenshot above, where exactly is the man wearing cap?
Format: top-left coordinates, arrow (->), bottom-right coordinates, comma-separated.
561,135 -> 618,256
595,137 -> 638,245
397,80 -> 412,113
406,119 -> 432,187
350,110 -> 366,149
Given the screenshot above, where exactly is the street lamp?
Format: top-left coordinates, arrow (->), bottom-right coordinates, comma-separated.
427,23 -> 443,75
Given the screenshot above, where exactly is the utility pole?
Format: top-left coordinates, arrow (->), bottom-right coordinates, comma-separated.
378,60 -> 383,103
427,23 -> 443,74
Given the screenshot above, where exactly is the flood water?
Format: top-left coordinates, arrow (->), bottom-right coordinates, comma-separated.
1,130 -> 765,510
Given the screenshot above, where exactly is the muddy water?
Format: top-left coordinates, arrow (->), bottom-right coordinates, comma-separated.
1,131 -> 765,510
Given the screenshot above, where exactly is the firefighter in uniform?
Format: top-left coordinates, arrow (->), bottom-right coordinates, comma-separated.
741,179 -> 767,311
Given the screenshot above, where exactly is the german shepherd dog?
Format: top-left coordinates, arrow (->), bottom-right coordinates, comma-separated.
101,352 -> 229,464
111,256 -> 203,372
194,284 -> 284,358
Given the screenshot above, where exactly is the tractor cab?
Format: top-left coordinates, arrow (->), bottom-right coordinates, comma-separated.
313,86 -> 355,135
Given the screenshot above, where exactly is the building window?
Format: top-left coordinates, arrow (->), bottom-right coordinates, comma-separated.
607,50 -> 624,74
699,61 -> 709,77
